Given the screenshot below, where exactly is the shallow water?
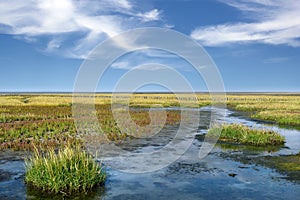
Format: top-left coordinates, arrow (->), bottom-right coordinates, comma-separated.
0,107 -> 300,199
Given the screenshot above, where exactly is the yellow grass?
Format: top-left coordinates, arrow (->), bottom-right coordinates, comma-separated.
0,93 -> 299,125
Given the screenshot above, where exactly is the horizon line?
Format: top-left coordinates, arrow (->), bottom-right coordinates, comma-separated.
1,91 -> 300,95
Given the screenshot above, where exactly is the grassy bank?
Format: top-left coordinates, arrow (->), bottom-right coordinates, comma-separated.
25,145 -> 106,195
226,94 -> 300,126
207,124 -> 285,146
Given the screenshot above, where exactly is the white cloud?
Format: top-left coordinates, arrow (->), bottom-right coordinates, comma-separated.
110,0 -> 132,9
137,9 -> 161,22
46,38 -> 62,52
111,61 -> 132,69
142,49 -> 178,59
164,24 -> 175,29
0,0 -> 162,58
110,61 -> 166,71
263,57 -> 289,64
109,49 -> 193,71
191,0 -> 300,47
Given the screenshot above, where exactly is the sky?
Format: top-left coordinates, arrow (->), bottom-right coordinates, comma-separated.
0,0 -> 299,92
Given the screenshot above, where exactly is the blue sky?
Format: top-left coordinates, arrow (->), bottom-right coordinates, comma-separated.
0,0 -> 299,92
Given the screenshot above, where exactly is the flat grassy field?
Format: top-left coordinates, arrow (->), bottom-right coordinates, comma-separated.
0,93 -> 299,151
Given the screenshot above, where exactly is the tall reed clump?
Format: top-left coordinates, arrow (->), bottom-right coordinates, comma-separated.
207,124 -> 285,146
25,145 -> 106,195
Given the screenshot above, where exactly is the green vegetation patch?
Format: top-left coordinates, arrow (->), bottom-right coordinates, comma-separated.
252,110 -> 300,126
25,145 -> 106,195
255,153 -> 300,181
266,153 -> 300,171
207,124 -> 285,146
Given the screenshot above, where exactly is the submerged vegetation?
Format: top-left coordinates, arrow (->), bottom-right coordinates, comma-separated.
207,124 -> 285,146
263,153 -> 300,172
25,145 -> 106,195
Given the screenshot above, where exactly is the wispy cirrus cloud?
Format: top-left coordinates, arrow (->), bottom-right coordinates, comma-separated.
110,61 -> 167,71
191,0 -> 300,47
263,57 -> 290,64
0,0 -> 162,58
110,49 -> 192,71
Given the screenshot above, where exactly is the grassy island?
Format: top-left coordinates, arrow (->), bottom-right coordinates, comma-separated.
25,145 -> 106,195
207,124 -> 285,146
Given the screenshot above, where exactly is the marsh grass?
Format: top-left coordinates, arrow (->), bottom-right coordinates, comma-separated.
25,145 -> 106,195
207,124 -> 285,146
0,94 -> 299,151
1,94 -> 299,126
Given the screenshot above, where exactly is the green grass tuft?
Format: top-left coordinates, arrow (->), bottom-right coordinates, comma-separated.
207,123 -> 285,146
25,145 -> 106,195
